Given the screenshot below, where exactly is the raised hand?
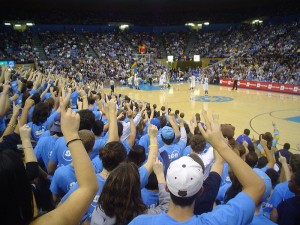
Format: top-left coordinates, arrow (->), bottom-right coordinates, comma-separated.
278,152 -> 287,164
126,108 -> 133,119
19,123 -> 32,141
148,124 -> 158,138
60,97 -> 80,141
12,102 -> 21,117
153,158 -> 163,176
24,95 -> 35,110
107,99 -> 117,112
198,110 -> 225,147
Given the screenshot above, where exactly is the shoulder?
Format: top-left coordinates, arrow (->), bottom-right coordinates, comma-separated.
129,214 -> 162,225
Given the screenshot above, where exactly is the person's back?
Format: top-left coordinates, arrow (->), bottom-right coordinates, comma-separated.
130,111 -> 265,225
276,168 -> 300,225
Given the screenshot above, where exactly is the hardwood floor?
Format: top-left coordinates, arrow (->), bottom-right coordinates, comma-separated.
108,83 -> 300,152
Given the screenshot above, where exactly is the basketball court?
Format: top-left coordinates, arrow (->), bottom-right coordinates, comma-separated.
109,83 -> 300,152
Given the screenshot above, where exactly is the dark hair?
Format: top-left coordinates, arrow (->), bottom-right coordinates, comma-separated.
233,143 -> 246,158
0,150 -> 34,225
145,172 -> 158,191
137,119 -> 145,135
257,156 -> 268,169
161,134 -> 174,145
170,192 -> 198,207
98,162 -> 147,225
180,113 -> 184,118
260,132 -> 273,150
117,122 -> 124,138
78,109 -> 95,130
290,154 -> 300,173
32,102 -> 50,124
245,152 -> 258,168
26,80 -> 33,89
265,168 -> 279,188
127,145 -> 146,167
21,82 -> 27,93
283,143 -> 290,150
153,104 -> 157,109
45,97 -> 55,111
78,130 -> 95,153
31,93 -> 41,105
92,120 -> 104,136
161,106 -> 165,111
224,170 -> 243,203
99,141 -> 127,172
194,126 -> 201,135
88,96 -> 95,105
190,135 -> 206,154
175,110 -> 180,115
21,92 -> 30,108
159,116 -> 167,128
244,129 -> 250,136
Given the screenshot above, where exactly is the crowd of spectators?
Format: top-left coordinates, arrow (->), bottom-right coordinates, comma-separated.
84,31 -> 133,58
0,30 -> 39,63
161,31 -> 191,58
0,21 -> 299,85
39,31 -> 91,60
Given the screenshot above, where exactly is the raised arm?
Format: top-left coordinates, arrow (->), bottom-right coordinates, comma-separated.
278,152 -> 291,182
30,98 -> 98,225
0,102 -> 21,141
143,125 -> 158,174
127,108 -> 136,148
168,114 -> 180,139
107,100 -> 119,142
0,84 -> 10,117
260,138 -> 275,169
199,111 -> 265,205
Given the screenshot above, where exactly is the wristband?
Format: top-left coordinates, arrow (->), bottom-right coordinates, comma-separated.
81,95 -> 87,99
66,138 -> 81,147
8,123 -> 16,128
149,144 -> 158,148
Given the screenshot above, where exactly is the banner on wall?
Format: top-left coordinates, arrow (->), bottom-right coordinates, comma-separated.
219,78 -> 300,95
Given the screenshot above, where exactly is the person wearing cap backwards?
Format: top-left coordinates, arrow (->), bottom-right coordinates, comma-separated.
159,116 -> 187,163
129,111 -> 265,225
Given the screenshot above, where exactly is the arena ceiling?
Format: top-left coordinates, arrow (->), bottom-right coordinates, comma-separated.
2,0 -> 300,24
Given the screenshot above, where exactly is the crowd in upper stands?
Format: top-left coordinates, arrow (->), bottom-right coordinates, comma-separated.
0,30 -> 39,62
0,21 -> 299,85
39,31 -> 91,60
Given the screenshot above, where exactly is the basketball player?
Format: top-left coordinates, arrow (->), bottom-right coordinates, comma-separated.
203,75 -> 209,95
189,74 -> 196,90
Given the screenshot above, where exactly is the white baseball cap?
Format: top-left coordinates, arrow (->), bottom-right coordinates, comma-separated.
166,156 -> 204,198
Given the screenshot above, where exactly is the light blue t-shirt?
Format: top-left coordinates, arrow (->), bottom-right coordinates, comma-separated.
50,164 -> 76,197
248,214 -> 277,225
220,162 -> 231,187
141,188 -> 159,209
50,137 -> 72,167
264,181 -> 294,215
138,130 -> 164,155
27,111 -> 57,142
92,156 -> 103,173
159,140 -> 186,163
70,91 -> 79,109
62,174 -> 106,223
129,192 -> 255,225
34,135 -> 58,168
90,136 -> 108,160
